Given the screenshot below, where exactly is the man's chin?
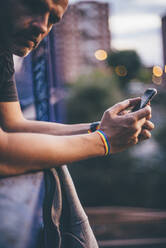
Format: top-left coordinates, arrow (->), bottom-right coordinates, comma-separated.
12,46 -> 33,57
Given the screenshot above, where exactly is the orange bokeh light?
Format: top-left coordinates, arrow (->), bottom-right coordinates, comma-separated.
115,65 -> 127,77
153,66 -> 163,77
95,50 -> 108,61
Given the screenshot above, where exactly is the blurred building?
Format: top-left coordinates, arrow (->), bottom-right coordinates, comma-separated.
52,0 -> 111,83
162,15 -> 166,85
162,15 -> 166,66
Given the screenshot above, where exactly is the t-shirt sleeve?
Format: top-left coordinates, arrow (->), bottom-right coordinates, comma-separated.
0,53 -> 19,102
0,74 -> 18,102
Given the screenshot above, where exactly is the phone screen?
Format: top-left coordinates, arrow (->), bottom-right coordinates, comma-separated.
132,88 -> 157,112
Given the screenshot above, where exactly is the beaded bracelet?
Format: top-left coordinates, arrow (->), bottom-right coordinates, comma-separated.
88,121 -> 100,133
96,130 -> 110,156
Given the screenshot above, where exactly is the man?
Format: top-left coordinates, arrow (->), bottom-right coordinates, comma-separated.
0,0 -> 154,177
0,0 -> 154,247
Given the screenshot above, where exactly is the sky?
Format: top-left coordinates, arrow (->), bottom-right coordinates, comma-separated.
70,0 -> 166,67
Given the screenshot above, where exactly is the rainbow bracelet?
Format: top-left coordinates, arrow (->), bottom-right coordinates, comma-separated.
96,130 -> 111,156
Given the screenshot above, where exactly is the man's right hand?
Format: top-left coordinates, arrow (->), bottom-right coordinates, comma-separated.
99,98 -> 152,154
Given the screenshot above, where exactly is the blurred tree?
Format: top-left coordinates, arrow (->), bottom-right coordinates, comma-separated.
107,50 -> 142,88
155,125 -> 166,153
66,69 -> 123,123
65,69 -> 166,209
137,67 -> 152,84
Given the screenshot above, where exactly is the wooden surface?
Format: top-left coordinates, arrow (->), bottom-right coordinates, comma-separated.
85,207 -> 166,241
98,238 -> 166,248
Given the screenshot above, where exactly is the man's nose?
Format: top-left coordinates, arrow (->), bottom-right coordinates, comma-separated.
31,13 -> 49,34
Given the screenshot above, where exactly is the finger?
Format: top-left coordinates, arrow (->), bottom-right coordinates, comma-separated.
146,114 -> 152,120
129,97 -> 141,106
132,105 -> 151,120
145,102 -> 152,120
137,117 -> 146,128
127,136 -> 139,146
143,120 -> 155,131
111,97 -> 141,115
131,136 -> 139,145
139,129 -> 151,141
118,110 -> 129,116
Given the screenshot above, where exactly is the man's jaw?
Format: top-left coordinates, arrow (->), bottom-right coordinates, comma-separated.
11,43 -> 33,57
11,39 -> 41,57
14,48 -> 31,57
1,29 -> 43,57
10,30 -> 41,56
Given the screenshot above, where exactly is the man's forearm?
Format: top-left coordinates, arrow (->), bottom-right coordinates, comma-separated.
0,98 -> 154,177
0,130 -> 104,176
6,119 -> 91,136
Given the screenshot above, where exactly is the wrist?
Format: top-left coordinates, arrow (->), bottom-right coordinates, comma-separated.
88,132 -> 105,157
96,130 -> 111,156
88,121 -> 100,133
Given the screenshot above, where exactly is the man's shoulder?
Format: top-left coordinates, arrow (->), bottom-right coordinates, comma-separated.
0,46 -> 13,56
0,50 -> 14,81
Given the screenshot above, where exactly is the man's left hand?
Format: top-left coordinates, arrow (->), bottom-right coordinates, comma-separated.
139,120 -> 155,141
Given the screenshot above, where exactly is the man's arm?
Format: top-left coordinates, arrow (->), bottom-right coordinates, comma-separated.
0,101 -> 90,135
0,129 -> 104,176
0,101 -> 154,138
0,98 -> 152,177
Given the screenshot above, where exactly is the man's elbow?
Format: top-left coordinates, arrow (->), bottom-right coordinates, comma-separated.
1,117 -> 27,133
0,130 -> 10,176
0,130 -> 23,177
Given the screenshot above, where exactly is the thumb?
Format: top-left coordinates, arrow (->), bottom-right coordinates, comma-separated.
111,98 -> 141,115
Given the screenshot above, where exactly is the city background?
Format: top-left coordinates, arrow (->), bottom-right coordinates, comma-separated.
13,0 -> 166,247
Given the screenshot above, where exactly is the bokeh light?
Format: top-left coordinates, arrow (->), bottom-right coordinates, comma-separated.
115,65 -> 127,77
94,49 -> 108,61
153,65 -> 163,77
152,74 -> 162,85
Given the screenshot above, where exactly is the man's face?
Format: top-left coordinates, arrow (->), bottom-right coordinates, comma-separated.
0,0 -> 68,56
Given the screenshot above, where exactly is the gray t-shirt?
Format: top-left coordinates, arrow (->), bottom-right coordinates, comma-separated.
0,52 -> 18,102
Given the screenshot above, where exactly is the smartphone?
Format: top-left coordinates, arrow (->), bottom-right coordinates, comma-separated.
132,88 -> 157,112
